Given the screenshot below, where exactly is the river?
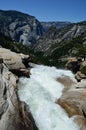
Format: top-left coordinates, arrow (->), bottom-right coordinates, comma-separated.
18,65 -> 79,130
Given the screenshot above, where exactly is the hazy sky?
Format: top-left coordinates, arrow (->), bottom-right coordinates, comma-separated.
0,0 -> 86,22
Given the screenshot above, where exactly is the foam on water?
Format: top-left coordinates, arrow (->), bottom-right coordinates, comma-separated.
18,65 -> 79,130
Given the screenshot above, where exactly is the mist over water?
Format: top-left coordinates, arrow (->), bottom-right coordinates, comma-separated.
18,65 -> 79,130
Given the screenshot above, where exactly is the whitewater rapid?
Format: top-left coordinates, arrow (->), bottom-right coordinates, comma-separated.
18,65 -> 79,130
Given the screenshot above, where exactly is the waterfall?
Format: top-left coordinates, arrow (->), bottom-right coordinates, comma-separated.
18,65 -> 79,130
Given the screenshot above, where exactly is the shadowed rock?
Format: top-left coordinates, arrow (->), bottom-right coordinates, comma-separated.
0,63 -> 38,130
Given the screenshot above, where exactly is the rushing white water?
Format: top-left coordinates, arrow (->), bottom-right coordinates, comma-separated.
18,65 -> 79,130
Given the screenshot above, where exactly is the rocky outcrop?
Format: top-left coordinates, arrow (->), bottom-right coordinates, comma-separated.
59,57 -> 86,129
56,75 -> 86,130
0,51 -> 38,130
0,48 -> 30,77
66,57 -> 86,81
65,57 -> 81,73
75,71 -> 86,82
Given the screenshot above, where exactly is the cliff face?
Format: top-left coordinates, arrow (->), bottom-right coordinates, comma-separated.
0,48 -> 38,130
0,10 -> 44,45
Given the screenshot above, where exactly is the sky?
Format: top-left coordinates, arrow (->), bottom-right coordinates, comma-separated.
0,0 -> 86,22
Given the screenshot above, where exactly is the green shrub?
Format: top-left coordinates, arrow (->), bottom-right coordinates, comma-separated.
81,66 -> 86,75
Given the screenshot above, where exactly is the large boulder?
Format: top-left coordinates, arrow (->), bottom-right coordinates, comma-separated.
65,57 -> 81,73
75,71 -> 86,82
56,77 -> 86,130
0,62 -> 38,130
65,57 -> 86,82
0,48 -> 30,77
80,61 -> 86,69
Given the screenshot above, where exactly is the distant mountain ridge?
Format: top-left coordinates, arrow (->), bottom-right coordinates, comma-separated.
0,10 -> 71,45
34,22 -> 86,53
33,21 -> 86,66
41,21 -> 71,31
